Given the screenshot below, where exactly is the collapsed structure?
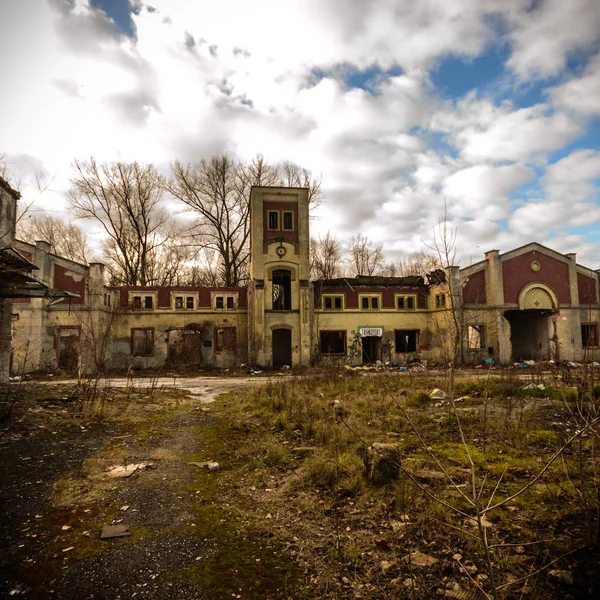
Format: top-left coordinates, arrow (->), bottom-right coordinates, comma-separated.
2,184 -> 599,376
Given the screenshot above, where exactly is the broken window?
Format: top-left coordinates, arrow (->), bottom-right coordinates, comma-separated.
283,211 -> 293,230
359,295 -> 380,310
215,327 -> 236,353
215,296 -> 224,309
186,296 -> 195,309
582,323 -> 598,348
468,325 -> 485,349
133,296 -> 142,310
268,210 -> 279,230
320,330 -> 346,355
272,269 -> 291,310
226,296 -> 234,310
144,296 -> 154,310
175,296 -> 184,309
395,330 -> 418,353
396,295 -> 416,310
323,295 -> 343,310
435,293 -> 446,308
132,328 -> 154,357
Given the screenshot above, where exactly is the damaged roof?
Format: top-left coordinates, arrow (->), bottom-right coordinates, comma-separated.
315,275 -> 426,287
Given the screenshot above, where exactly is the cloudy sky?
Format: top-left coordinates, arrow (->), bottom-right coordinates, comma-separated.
1,0 -> 600,266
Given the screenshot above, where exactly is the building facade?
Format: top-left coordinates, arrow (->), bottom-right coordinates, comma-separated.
8,186 -> 600,374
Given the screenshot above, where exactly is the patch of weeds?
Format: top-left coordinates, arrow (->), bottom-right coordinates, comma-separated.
407,391 -> 431,407
263,441 -> 293,468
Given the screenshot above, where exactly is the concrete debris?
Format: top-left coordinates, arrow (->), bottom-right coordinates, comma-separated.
188,461 -> 213,469
100,524 -> 132,539
364,443 -> 401,484
404,551 -> 438,567
106,463 -> 153,478
207,462 -> 220,472
430,388 -> 446,400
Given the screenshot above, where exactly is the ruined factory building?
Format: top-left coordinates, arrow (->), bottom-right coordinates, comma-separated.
6,185 -> 600,375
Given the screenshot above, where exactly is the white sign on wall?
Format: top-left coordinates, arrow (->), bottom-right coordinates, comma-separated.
359,327 -> 383,337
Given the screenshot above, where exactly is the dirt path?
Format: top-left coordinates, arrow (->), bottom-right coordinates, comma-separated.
0,377 -> 295,600
39,374 -> 276,403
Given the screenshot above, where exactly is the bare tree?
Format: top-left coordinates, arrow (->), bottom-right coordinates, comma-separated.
67,158 -> 176,286
383,250 -> 441,278
348,233 -> 384,276
310,232 -> 342,280
279,160 -> 323,209
18,214 -> 89,264
167,154 -> 279,287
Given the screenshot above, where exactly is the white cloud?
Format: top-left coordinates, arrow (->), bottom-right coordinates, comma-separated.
0,0 -> 598,267
507,0 -> 600,79
551,54 -> 600,116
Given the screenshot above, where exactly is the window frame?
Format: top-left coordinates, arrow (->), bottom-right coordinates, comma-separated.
581,322 -> 599,348
395,293 -> 417,311
394,329 -> 419,353
322,294 -> 345,310
319,330 -> 347,356
435,293 -> 446,308
267,210 -> 280,231
131,327 -> 155,357
359,293 -> 382,311
129,292 -> 157,311
282,210 -> 294,231
212,293 -> 238,310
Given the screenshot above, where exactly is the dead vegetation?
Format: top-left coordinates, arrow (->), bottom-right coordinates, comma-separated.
206,367 -> 600,599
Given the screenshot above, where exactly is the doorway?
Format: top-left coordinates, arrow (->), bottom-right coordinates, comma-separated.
505,310 -> 552,361
272,270 -> 291,310
362,336 -> 382,363
57,328 -> 80,372
272,328 -> 292,368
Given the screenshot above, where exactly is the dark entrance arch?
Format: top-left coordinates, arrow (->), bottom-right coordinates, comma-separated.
272,328 -> 292,368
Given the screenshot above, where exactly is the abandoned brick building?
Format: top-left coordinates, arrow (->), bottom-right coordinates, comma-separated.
5,184 -> 600,376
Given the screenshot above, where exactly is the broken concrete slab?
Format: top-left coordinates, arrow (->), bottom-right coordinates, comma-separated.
100,524 -> 132,539
106,463 -> 153,478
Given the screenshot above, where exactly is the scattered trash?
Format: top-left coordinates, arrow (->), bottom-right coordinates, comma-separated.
100,524 -> 132,539
61,525 -> 71,531
208,462 -> 220,472
106,463 -> 153,478
119,505 -> 129,511
429,388 -> 446,400
188,461 -> 213,469
483,357 -> 494,365
62,547 -> 73,553
281,364 -> 291,370
522,383 -> 545,390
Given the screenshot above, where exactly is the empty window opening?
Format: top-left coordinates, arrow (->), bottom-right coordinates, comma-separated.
272,269 -> 292,310
582,323 -> 598,348
144,296 -> 154,310
320,330 -> 346,355
468,325 -> 485,349
283,211 -> 293,230
215,296 -> 224,309
132,328 -> 154,357
226,296 -> 234,310
133,296 -> 142,310
268,210 -> 279,230
323,295 -> 343,310
186,296 -> 195,309
360,295 -> 380,310
395,330 -> 418,353
397,295 -> 415,310
435,293 -> 446,308
175,296 -> 184,309
215,327 -> 236,353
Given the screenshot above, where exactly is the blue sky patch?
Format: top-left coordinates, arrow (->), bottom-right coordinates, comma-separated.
90,0 -> 134,36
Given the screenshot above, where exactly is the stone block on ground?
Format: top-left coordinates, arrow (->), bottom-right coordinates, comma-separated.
364,443 -> 401,483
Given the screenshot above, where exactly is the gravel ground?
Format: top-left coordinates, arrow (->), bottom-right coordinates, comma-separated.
0,385 -> 250,600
